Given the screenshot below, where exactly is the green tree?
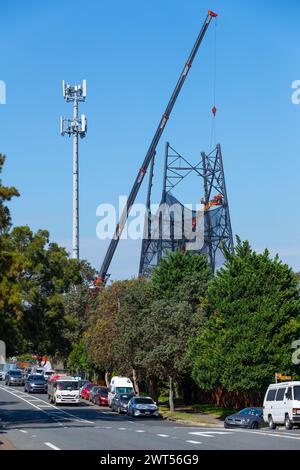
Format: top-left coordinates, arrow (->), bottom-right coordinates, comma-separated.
114,278 -> 155,394
10,226 -> 84,357
63,260 -> 96,345
67,339 -> 92,378
151,249 -> 212,305
189,238 -> 300,407
86,281 -> 131,385
0,154 -> 22,352
148,251 -> 211,408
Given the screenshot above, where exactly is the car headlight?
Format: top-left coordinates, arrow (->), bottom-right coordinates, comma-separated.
56,394 -> 61,399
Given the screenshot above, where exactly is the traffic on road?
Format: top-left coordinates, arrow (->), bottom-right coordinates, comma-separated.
1,366 -> 300,451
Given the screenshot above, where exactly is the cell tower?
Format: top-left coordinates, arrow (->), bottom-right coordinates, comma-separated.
139,142 -> 233,276
61,80 -> 87,260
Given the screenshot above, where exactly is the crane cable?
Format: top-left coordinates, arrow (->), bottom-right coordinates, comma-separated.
209,17 -> 218,151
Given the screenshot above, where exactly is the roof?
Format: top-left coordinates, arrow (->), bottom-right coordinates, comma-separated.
268,382 -> 300,387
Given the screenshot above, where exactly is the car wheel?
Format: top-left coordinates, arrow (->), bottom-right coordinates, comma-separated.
250,421 -> 259,430
268,415 -> 276,430
118,406 -> 122,414
285,414 -> 293,430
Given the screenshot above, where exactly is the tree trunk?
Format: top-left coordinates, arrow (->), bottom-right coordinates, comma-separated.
169,376 -> 175,412
148,377 -> 159,403
105,371 -> 111,388
132,368 -> 140,395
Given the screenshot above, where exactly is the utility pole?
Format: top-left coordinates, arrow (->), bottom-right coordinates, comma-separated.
61,80 -> 87,260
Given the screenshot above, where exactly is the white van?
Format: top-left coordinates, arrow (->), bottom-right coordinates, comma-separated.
263,382 -> 300,429
108,376 -> 135,407
48,376 -> 80,406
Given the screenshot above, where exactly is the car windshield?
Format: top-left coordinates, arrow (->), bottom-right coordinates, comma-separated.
293,386 -> 300,401
10,370 -> 22,376
239,408 -> 262,416
134,398 -> 154,405
119,395 -> 132,402
29,375 -> 44,381
56,381 -> 79,391
99,389 -> 108,397
116,387 -> 134,394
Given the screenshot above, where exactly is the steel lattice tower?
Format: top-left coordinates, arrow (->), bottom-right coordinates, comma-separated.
139,142 -> 233,276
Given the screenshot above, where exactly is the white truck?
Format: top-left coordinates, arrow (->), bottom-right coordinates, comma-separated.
47,376 -> 80,406
108,376 -> 135,407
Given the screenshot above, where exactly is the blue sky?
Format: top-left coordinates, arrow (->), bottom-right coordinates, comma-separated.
1,0 -> 300,279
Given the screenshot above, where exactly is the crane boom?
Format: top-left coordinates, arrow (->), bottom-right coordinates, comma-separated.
99,10 -> 218,282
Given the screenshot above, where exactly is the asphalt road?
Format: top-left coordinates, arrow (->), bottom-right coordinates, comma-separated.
1,382 -> 300,450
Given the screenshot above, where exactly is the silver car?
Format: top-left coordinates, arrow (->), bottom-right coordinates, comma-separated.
5,370 -> 24,386
127,397 -> 159,418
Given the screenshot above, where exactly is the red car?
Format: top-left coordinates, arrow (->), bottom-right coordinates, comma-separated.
81,382 -> 97,400
93,387 -> 109,406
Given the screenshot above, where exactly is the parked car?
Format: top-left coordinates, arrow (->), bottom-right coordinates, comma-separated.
108,376 -> 135,407
263,381 -> 300,430
127,397 -> 159,418
81,382 -> 96,400
24,374 -> 47,394
89,386 -> 101,402
93,387 -> 109,406
224,408 -> 264,429
0,363 -> 18,381
111,393 -> 134,414
5,369 -> 25,386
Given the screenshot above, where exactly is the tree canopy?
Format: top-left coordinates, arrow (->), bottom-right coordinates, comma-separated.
189,238 -> 300,406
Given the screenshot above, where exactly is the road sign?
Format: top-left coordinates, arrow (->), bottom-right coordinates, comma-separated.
276,373 -> 292,381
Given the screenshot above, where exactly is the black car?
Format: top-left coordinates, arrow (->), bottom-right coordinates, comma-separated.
111,393 -> 134,414
224,408 -> 264,429
24,374 -> 47,394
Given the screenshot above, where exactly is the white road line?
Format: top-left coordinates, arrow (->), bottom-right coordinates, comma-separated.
118,427 -> 127,431
186,440 -> 202,445
157,434 -> 170,438
0,386 -> 94,425
44,442 -> 61,450
247,430 -> 300,441
189,431 -> 234,437
135,430 -> 146,433
19,430 -> 28,434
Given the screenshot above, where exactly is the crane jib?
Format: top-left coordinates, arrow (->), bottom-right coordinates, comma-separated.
99,11 -> 218,282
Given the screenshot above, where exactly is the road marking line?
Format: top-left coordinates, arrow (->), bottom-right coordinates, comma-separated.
0,386 -> 94,425
247,430 -> 300,441
44,442 -> 61,450
189,431 -> 234,437
118,427 -> 127,431
135,430 -> 145,433
186,440 -> 202,445
157,434 -> 170,438
19,430 -> 28,434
